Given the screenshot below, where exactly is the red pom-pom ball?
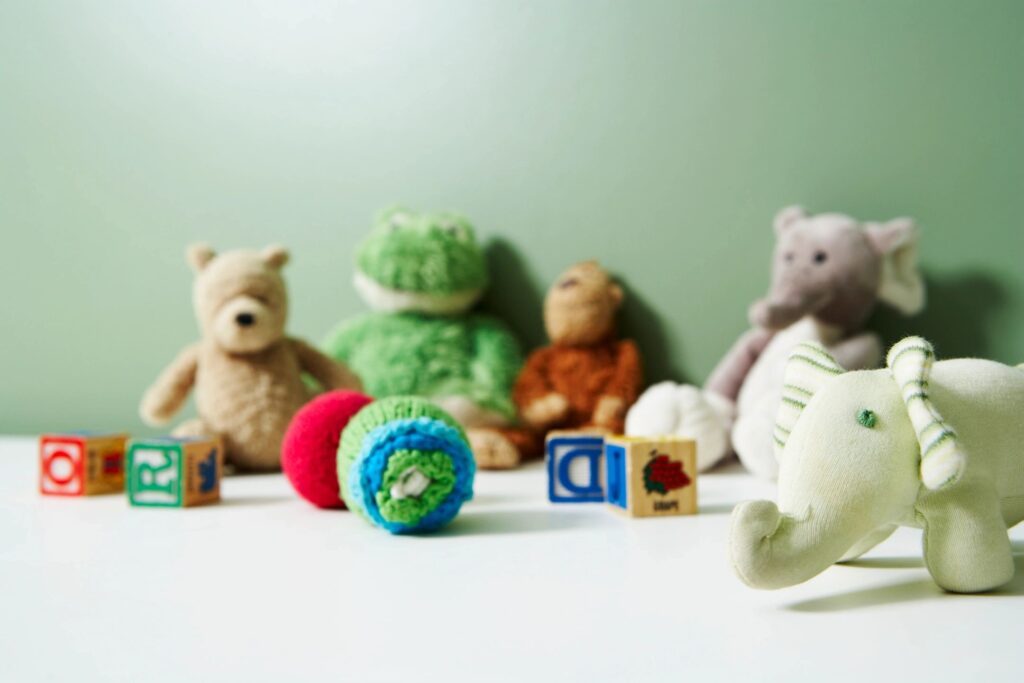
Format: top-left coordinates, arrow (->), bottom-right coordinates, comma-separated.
282,390 -> 374,509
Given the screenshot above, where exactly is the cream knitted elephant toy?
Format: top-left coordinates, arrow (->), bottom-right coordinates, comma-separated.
626,206 -> 925,477
731,337 -> 1024,593
140,244 -> 362,471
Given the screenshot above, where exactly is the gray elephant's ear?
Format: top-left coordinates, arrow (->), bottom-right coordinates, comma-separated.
867,219 -> 925,315
774,342 -> 844,460
887,337 -> 965,489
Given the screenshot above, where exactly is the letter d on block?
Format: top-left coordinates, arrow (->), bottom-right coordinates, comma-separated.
546,434 -> 606,503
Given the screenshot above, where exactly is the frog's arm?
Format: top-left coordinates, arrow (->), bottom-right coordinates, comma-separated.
468,316 -> 522,418
322,315 -> 372,362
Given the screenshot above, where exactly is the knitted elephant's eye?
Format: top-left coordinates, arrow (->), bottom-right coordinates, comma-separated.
784,252 -> 794,263
856,409 -> 878,428
813,250 -> 828,264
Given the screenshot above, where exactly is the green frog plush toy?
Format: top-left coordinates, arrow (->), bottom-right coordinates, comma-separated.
324,207 -> 523,469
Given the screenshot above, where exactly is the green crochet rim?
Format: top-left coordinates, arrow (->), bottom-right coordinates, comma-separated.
337,396 -> 468,527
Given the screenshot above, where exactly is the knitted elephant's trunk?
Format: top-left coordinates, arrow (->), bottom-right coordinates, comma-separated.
729,500 -> 876,589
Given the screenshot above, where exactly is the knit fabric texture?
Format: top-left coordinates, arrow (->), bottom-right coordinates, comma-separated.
325,312 -> 521,421
338,396 -> 475,534
281,390 -> 374,508
731,336 -> 1024,593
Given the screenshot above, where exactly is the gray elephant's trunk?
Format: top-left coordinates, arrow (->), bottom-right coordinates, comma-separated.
730,500 -> 876,590
751,289 -> 831,330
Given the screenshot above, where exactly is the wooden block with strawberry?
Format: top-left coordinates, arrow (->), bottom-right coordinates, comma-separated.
604,436 -> 697,517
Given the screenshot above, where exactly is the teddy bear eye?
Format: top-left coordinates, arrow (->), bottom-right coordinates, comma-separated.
784,252 -> 794,263
813,251 -> 828,264
856,409 -> 877,428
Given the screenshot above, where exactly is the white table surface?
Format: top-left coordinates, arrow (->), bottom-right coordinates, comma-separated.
2,435 -> 1020,682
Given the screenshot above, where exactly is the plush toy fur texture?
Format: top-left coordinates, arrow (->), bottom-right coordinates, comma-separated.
626,206 -> 925,476
140,244 -> 362,471
282,390 -> 374,508
326,312 -> 520,419
477,261 -> 643,468
323,208 -> 522,461
731,336 -> 1024,594
338,396 -> 475,534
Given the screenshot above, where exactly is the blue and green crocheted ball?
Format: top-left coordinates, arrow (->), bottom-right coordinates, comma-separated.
283,391 -> 474,534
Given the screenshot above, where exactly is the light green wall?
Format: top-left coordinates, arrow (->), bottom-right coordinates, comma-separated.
1,1 -> 1021,435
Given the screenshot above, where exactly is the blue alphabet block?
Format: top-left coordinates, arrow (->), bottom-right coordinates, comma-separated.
546,433 -> 605,503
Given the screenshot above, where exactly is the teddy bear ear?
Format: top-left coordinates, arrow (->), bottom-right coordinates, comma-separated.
609,282 -> 624,307
186,243 -> 216,272
773,205 -> 806,237
260,245 -> 290,270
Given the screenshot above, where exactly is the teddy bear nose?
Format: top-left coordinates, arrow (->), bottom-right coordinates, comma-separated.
235,312 -> 255,327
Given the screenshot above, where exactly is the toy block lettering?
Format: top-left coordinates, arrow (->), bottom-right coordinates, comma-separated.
39,432 -> 127,496
127,436 -> 221,508
605,436 -> 697,517
546,432 -> 606,503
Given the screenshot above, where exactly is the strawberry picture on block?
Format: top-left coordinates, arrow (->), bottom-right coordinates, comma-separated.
643,452 -> 691,495
605,436 -> 697,517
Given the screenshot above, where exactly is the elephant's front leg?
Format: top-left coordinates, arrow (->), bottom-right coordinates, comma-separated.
917,485 -> 1015,593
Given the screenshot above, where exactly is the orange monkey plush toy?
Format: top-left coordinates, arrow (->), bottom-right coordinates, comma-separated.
473,261 -> 643,468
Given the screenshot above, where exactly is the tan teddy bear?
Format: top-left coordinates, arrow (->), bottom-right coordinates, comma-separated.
140,244 -> 362,471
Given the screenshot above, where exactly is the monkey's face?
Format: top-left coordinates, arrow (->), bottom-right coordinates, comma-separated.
544,261 -> 623,346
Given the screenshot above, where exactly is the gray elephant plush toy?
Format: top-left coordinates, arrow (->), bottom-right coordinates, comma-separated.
626,206 -> 925,477
731,336 -> 1024,593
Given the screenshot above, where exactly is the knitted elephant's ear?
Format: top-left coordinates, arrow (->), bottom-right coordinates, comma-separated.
887,337 -> 965,490
774,342 -> 844,461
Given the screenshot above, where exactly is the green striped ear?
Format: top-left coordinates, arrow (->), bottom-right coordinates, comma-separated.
887,337 -> 965,490
774,342 -> 845,460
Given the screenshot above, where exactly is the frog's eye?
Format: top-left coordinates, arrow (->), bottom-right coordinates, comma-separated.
441,221 -> 468,240
856,409 -> 877,429
387,212 -> 411,231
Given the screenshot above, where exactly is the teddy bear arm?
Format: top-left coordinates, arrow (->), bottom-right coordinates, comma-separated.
290,338 -> 363,392
140,344 -> 200,425
321,317 -> 367,363
601,339 -> 643,403
704,327 -> 775,401
512,347 -> 558,410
